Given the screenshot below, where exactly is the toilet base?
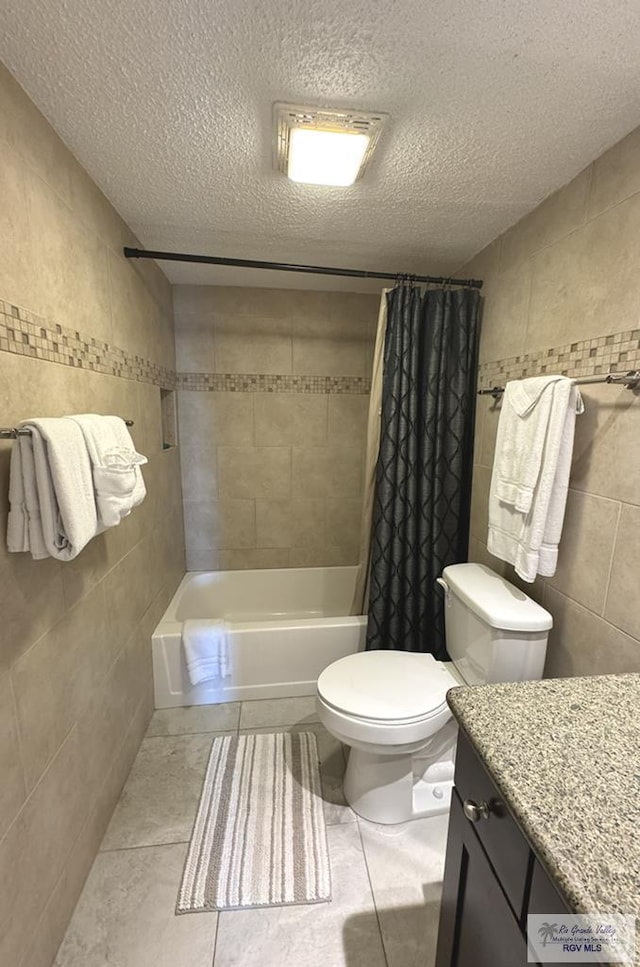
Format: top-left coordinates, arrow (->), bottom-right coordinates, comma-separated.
343,745 -> 455,824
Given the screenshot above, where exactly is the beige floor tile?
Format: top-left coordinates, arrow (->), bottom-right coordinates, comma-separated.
358,813 -> 449,967
213,823 -> 386,967
146,703 -> 241,737
100,733 -> 217,850
54,843 -> 217,967
238,696 -> 320,730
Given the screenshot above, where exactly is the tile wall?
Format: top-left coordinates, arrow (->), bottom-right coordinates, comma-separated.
173,285 -> 379,570
0,61 -> 185,967
459,125 -> 640,678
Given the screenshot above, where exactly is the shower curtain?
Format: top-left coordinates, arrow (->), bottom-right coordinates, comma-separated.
357,284 -> 481,659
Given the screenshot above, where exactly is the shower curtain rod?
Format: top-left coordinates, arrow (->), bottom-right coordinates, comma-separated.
123,247 -> 483,289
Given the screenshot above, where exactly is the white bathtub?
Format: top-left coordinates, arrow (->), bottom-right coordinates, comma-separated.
152,566 -> 366,708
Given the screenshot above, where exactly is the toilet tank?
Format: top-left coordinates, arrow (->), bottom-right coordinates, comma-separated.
440,563 -> 552,686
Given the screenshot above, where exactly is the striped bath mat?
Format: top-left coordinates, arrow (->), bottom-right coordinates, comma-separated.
177,731 -> 331,912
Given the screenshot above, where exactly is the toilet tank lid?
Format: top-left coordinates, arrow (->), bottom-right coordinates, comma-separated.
441,563 -> 553,632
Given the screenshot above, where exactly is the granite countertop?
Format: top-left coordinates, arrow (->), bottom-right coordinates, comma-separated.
447,673 -> 640,917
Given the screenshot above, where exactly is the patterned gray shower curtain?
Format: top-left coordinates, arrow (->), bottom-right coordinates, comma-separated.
365,284 -> 481,659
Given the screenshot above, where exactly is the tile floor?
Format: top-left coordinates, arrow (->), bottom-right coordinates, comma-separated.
54,696 -> 449,967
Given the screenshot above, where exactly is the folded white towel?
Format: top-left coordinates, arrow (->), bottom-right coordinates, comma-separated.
182,619 -> 231,687
7,418 -> 98,561
487,379 -> 583,582
494,376 -> 568,514
68,414 -> 147,527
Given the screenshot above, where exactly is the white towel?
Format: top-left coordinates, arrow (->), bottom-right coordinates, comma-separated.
68,414 -> 147,527
182,619 -> 231,687
494,376 -> 568,514
487,379 -> 583,582
7,418 -> 98,561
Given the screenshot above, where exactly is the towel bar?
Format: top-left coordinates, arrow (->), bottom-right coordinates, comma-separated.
478,370 -> 640,401
0,419 -> 135,440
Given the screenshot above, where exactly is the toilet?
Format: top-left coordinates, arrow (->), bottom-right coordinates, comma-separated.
316,563 -> 552,824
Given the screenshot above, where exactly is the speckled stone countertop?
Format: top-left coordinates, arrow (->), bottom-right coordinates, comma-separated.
447,674 -> 640,917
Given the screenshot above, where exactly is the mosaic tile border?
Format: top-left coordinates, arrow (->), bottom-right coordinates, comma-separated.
175,372 -> 372,394
0,299 -> 176,389
479,327 -> 640,389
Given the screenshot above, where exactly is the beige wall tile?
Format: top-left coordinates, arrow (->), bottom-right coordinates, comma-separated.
292,317 -> 369,376
546,490 -> 620,614
545,586 -> 640,678
479,399 -> 501,469
289,544 -> 358,567
478,261 -> 531,363
0,63 -> 73,206
588,125 -> 640,219
469,465 -> 491,543
472,394 -> 486,465
175,328 -> 214,373
183,498 -> 256,550
27,174 -> 112,343
185,547 -> 222,570
499,168 -> 590,274
256,498 -> 325,548
328,395 -> 368,446
178,390 -> 254,445
292,447 -> 363,497
604,503 -> 640,640
12,582 -> 111,791
570,384 -> 640,505
0,140 -> 33,311
0,671 -> 26,841
101,541 -> 154,660
217,548 -> 292,570
254,393 -> 328,446
527,190 -> 640,350
326,498 -> 362,547
214,315 -> 292,374
328,291 -> 380,326
218,446 -> 291,499
180,441 -> 218,501
0,544 -> 65,673
0,727 -> 90,967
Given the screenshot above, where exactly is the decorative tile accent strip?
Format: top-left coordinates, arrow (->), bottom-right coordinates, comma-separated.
175,372 -> 372,394
478,327 -> 640,389
0,299 -> 175,389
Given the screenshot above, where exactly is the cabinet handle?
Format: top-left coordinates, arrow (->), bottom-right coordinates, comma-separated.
463,799 -> 491,822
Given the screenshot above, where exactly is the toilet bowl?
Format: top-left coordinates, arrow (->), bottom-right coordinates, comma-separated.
317,650 -> 461,823
316,563 -> 552,824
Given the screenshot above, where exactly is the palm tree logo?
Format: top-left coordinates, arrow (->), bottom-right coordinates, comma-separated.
538,922 -> 558,946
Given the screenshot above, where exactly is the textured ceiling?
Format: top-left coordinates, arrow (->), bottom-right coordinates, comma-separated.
2,0 -> 640,292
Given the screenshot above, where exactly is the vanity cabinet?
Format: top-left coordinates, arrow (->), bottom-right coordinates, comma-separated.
435,732 -> 586,967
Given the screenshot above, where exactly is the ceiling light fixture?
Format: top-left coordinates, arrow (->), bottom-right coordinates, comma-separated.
274,103 -> 388,187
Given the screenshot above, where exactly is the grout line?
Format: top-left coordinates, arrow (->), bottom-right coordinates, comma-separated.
600,501 -> 623,618
356,818 -> 391,967
98,838 -> 191,854
211,913 -> 220,967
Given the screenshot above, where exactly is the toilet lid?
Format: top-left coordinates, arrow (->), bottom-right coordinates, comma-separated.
317,651 -> 458,722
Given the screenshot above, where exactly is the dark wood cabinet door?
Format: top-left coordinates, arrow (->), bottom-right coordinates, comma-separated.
435,791 -> 530,967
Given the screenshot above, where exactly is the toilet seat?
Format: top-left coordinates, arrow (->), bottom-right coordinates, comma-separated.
317,650 -> 457,720
316,650 -> 458,751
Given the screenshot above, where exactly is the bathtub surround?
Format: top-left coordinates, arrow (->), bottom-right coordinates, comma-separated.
174,285 -> 379,570
0,61 -> 184,967
461,123 -> 640,679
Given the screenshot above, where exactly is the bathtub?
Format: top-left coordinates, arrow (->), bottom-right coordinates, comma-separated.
152,566 -> 366,708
